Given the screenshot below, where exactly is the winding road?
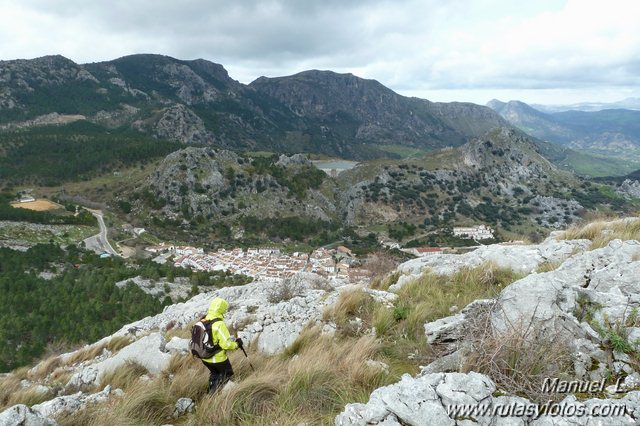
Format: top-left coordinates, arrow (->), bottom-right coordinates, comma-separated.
82,209 -> 119,256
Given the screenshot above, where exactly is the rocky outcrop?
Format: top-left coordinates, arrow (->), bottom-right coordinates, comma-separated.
529,195 -> 582,228
336,372 -> 640,425
617,179 -> 640,199
413,236 -> 640,382
0,113 -> 85,130
148,146 -> 339,224
337,220 -> 640,424
0,404 -> 59,426
393,236 -> 590,286
66,333 -> 172,388
275,153 -> 312,167
143,104 -> 216,145
32,385 -> 116,419
59,273 -> 358,389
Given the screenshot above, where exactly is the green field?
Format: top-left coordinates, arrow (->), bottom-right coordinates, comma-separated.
560,152 -> 639,177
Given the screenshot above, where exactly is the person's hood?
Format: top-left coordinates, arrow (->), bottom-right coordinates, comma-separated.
205,297 -> 228,320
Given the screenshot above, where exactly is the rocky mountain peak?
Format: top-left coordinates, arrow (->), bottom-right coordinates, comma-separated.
1,53 -> 513,159
460,127 -> 560,185
486,98 -> 506,111
249,69 -> 397,119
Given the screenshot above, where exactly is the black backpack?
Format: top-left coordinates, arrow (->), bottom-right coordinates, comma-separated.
190,318 -> 221,359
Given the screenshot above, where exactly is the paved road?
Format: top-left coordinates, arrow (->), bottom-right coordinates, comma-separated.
83,209 -> 119,256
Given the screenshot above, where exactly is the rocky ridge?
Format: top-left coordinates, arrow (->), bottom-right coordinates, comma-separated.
138,128 -> 594,240
617,179 -> 640,199
338,218 -> 640,425
3,219 -> 640,425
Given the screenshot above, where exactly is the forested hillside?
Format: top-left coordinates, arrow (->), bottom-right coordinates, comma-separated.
0,122 -> 181,187
0,244 -> 250,372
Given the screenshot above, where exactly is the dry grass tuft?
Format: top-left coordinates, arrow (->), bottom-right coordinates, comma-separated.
560,217 -> 640,249
62,336 -> 132,370
395,263 -> 521,339
99,361 -> 149,391
283,325 -> 323,357
30,356 -> 63,381
463,307 -> 573,403
57,379 -> 174,426
535,260 -> 563,273
0,375 -> 24,410
166,321 -> 195,341
165,354 -> 209,401
191,334 -> 386,425
331,287 -> 376,327
106,336 -> 133,352
65,342 -> 108,366
371,271 -> 400,291
0,373 -> 53,410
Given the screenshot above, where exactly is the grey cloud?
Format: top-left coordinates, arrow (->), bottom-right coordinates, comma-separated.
3,0 -> 639,104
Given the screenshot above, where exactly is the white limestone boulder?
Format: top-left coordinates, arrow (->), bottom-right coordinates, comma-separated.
393,238 -> 591,291
335,372 -> 640,426
33,385 -> 113,418
0,405 -> 58,426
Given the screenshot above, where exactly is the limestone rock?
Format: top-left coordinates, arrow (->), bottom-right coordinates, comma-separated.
424,299 -> 494,345
153,104 -> 215,145
256,322 -> 305,355
275,153 -> 312,167
335,372 -> 640,425
393,237 -> 590,288
335,372 -> 494,426
94,333 -> 172,384
165,337 -> 190,354
32,386 -> 112,419
0,404 -> 58,426
173,397 -> 195,418
617,179 -> 640,199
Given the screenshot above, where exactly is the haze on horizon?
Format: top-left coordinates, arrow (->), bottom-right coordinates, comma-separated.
1,0 -> 638,106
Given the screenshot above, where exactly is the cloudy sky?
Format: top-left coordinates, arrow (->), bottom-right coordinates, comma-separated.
1,0 -> 639,105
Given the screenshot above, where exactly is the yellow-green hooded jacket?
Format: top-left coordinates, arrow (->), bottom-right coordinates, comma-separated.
202,297 -> 238,364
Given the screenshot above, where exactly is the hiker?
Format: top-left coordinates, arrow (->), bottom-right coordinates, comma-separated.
200,297 -> 243,394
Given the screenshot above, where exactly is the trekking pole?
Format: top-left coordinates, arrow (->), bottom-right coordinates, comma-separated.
240,347 -> 255,371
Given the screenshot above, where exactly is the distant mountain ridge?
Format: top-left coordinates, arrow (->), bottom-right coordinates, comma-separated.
532,97 -> 640,113
0,54 -> 507,159
487,99 -> 640,161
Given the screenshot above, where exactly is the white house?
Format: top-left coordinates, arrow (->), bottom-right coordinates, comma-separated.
453,224 -> 494,240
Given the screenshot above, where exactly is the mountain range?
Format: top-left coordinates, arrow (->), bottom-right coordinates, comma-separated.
0,53 -> 638,246
531,97 -> 640,113
0,54 -> 506,160
487,99 -> 640,163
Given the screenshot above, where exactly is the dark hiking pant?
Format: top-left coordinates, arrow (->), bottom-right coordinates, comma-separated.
202,359 -> 234,394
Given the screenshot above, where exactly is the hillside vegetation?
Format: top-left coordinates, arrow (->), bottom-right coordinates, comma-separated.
51,264 -> 520,425
0,244 -> 249,372
488,99 -> 640,174
114,128 -> 636,249
0,122 -> 181,187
